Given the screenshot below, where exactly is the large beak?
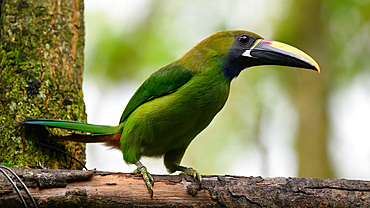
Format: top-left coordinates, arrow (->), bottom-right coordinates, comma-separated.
242,39 -> 320,73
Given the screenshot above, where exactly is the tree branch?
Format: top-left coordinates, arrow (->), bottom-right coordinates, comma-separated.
1,168 -> 369,207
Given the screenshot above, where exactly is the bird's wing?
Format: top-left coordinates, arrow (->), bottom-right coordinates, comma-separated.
119,64 -> 193,123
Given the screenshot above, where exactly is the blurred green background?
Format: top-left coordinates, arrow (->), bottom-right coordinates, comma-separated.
83,0 -> 370,179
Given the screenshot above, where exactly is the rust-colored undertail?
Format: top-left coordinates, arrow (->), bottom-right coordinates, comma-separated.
53,133 -> 122,150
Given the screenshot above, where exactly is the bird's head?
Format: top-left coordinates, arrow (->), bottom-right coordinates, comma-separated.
181,30 -> 320,80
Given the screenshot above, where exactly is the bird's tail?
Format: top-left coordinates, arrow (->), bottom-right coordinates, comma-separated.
20,118 -> 118,134
20,118 -> 122,149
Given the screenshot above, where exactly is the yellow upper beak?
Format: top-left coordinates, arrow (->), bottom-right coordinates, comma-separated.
243,39 -> 320,73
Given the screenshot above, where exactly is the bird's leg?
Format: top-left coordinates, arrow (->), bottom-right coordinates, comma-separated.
164,148 -> 202,183
134,161 -> 154,197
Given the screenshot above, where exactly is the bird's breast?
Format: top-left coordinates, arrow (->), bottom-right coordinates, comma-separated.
122,75 -> 230,156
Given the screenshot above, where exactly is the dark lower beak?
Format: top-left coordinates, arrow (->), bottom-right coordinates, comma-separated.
242,39 -> 320,73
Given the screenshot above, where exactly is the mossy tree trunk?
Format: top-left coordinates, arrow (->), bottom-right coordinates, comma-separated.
0,0 -> 86,169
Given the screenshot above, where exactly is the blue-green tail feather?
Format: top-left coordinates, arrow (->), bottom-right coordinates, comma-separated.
20,118 -> 118,135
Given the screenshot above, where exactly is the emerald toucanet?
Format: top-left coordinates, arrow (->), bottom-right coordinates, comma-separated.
21,30 -> 320,197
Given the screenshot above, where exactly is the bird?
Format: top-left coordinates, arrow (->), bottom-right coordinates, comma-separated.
20,30 -> 320,197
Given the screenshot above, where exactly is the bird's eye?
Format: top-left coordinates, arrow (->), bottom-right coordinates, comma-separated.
239,35 -> 249,44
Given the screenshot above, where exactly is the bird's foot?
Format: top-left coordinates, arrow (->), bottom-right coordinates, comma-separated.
179,166 -> 202,183
134,161 -> 154,198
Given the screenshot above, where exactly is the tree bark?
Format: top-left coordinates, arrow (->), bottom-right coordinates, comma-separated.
0,0 -> 86,169
1,168 -> 369,207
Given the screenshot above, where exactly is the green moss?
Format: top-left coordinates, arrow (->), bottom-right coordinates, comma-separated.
1,0 -> 86,170
1,161 -> 20,168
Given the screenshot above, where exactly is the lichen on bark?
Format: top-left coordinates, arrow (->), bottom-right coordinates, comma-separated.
0,0 -> 86,169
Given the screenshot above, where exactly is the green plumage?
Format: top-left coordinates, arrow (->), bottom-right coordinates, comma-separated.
119,64 -> 193,123
21,30 -> 320,197
22,118 -> 118,134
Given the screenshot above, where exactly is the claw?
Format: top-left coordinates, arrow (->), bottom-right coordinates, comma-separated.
135,161 -> 154,198
179,167 -> 202,183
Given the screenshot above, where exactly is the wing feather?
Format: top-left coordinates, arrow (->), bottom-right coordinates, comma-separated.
119,64 -> 193,123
